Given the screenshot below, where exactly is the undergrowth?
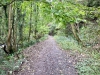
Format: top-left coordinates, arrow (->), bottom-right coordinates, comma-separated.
75,23 -> 100,75
54,35 -> 82,51
76,58 -> 100,75
54,30 -> 100,75
23,34 -> 48,48
0,50 -> 24,75
39,34 -> 48,42
79,24 -> 100,46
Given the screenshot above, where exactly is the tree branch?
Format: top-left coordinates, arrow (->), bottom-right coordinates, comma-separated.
0,0 -> 16,7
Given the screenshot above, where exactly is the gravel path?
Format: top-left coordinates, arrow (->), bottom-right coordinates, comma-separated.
16,36 -> 78,75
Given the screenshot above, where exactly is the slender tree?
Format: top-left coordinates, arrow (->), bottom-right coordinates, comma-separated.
28,2 -> 33,42
34,2 -> 39,40
7,3 -> 13,53
12,2 -> 17,52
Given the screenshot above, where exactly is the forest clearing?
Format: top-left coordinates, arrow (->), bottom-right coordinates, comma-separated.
0,0 -> 100,75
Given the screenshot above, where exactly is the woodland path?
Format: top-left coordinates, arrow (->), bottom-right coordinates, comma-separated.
16,36 -> 78,75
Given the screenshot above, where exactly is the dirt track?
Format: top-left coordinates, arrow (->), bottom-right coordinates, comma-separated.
16,36 -> 78,75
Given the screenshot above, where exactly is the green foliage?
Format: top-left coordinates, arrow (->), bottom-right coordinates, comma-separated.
3,55 -> 23,70
87,0 -> 100,7
85,7 -> 100,21
79,25 -> 100,45
49,23 -> 58,35
0,50 -> 24,75
39,2 -> 51,15
0,55 -> 24,75
90,50 -> 100,59
54,35 -> 82,51
23,39 -> 36,47
51,2 -> 86,25
0,0 -> 11,5
0,69 -> 6,75
39,34 -> 48,42
76,58 -> 100,75
56,31 -> 66,36
37,24 -> 49,36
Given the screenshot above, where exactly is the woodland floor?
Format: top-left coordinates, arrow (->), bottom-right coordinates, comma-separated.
15,36 -> 79,75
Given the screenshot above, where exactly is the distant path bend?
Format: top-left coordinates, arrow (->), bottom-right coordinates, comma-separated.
16,36 -> 78,75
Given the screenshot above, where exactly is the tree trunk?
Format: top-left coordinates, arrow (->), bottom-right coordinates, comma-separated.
71,24 -> 82,44
3,5 -> 8,32
28,2 -> 32,42
7,4 -> 13,54
34,3 -> 38,40
20,14 -> 25,47
12,2 -> 17,52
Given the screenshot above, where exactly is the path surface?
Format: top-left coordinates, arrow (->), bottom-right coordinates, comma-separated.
16,36 -> 78,75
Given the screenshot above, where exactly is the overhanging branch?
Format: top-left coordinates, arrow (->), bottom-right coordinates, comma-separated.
0,0 -> 16,7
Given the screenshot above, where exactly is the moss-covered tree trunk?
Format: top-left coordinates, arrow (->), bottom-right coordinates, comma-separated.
7,3 -> 13,54
71,24 -> 82,44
